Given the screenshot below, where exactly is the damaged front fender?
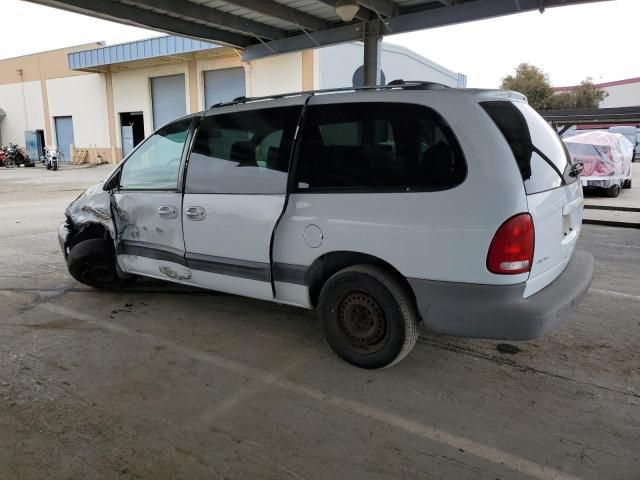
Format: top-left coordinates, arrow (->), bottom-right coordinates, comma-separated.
63,182 -> 117,250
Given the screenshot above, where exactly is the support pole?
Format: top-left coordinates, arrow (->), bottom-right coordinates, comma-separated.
363,21 -> 381,87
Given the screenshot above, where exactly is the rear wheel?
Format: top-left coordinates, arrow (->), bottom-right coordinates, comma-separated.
605,184 -> 620,197
67,238 -> 124,289
318,265 -> 419,369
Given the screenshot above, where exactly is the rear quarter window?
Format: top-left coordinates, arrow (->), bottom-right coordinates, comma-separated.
295,102 -> 466,192
481,101 -> 576,194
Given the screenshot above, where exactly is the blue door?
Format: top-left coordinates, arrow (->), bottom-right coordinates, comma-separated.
54,116 -> 74,162
121,125 -> 134,158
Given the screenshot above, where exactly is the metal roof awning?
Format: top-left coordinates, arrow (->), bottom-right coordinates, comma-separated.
68,35 -> 221,71
540,106 -> 640,133
26,0 -> 604,62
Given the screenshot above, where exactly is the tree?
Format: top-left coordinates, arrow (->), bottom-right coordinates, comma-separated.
567,78 -> 608,109
501,63 -> 555,110
502,64 -> 608,110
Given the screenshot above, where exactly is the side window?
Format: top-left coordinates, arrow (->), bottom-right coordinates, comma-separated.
295,103 -> 465,191
120,119 -> 191,190
185,106 -> 302,194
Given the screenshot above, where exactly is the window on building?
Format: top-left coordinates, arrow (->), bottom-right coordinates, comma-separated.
295,103 -> 466,191
119,119 -> 191,190
185,106 -> 302,194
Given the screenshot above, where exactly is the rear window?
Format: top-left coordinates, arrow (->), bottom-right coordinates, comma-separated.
295,103 -> 466,191
481,101 -> 576,194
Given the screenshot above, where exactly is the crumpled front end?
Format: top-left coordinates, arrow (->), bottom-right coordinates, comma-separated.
59,182 -> 116,256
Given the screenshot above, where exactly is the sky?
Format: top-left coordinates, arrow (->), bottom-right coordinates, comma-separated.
0,0 -> 637,89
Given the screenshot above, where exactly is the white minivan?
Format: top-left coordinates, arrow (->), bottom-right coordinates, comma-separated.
59,83 -> 594,368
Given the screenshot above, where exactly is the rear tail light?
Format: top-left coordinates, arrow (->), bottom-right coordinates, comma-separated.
487,213 -> 534,275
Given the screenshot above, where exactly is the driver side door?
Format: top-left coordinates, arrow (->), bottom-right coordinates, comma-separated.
112,118 -> 195,283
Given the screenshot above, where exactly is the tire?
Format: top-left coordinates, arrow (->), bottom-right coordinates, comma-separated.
622,179 -> 631,189
318,264 -> 419,369
605,184 -> 620,197
46,164 -> 52,170
53,163 -> 58,171
66,238 -> 123,289
5,158 -> 15,168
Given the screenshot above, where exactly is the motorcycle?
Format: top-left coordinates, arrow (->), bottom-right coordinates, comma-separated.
42,146 -> 62,171
0,146 -> 7,167
4,143 -> 34,168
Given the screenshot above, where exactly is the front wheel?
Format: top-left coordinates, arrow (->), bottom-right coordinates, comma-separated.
5,158 -> 15,168
66,238 -> 124,289
318,265 -> 419,369
53,162 -> 58,171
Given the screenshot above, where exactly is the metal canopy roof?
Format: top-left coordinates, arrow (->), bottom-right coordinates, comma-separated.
26,0 -> 603,61
540,106 -> 640,132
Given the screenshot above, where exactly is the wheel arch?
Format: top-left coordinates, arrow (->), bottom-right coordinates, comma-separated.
66,220 -> 114,251
306,250 -> 417,309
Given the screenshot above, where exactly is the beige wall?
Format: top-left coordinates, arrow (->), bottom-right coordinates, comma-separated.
47,74 -> 110,149
0,80 -> 44,145
111,63 -> 190,147
247,52 -> 303,97
0,42 -> 312,159
0,43 -> 101,86
600,82 -> 640,108
0,43 -> 101,148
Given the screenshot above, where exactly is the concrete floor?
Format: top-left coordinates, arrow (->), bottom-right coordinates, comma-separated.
582,164 -> 640,225
1,164 -> 638,480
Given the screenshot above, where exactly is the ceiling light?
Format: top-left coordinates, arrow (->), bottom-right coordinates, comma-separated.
335,0 -> 359,22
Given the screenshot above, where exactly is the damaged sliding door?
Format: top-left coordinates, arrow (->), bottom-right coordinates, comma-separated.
112,118 -> 194,283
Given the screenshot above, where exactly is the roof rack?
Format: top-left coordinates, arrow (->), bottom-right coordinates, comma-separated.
208,80 -> 451,110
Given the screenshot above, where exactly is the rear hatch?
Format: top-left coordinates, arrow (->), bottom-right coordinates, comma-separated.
481,100 -> 583,297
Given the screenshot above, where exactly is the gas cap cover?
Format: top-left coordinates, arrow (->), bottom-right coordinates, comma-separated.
303,224 -> 323,248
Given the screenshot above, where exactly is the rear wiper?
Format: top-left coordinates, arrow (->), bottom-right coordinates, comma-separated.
532,145 -> 566,184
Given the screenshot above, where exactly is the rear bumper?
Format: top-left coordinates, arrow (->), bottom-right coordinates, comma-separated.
408,250 -> 594,340
581,177 -> 625,188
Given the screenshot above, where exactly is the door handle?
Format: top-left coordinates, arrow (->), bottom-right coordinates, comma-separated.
157,205 -> 178,219
185,206 -> 206,221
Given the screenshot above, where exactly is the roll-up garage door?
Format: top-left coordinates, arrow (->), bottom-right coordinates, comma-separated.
203,68 -> 246,108
151,74 -> 186,130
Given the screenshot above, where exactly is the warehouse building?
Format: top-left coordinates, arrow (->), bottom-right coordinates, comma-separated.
0,35 -> 466,164
554,76 -> 640,109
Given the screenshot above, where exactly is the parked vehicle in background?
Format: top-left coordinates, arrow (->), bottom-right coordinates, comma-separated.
3,143 -> 34,168
608,126 -> 639,161
41,146 -> 63,171
0,146 -> 7,167
57,83 -> 594,369
564,131 -> 633,197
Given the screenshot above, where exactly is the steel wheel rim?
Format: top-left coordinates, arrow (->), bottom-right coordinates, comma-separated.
336,291 -> 388,353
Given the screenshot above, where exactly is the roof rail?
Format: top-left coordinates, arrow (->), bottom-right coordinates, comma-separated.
207,80 -> 452,110
386,79 -> 450,90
